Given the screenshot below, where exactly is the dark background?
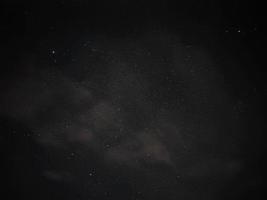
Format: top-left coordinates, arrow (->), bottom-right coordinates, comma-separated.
1,0 -> 265,200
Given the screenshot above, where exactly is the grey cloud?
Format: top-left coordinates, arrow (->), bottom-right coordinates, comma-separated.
106,130 -> 172,166
1,32 -> 243,174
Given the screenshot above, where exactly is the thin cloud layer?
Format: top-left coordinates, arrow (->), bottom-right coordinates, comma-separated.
1,32 -> 244,181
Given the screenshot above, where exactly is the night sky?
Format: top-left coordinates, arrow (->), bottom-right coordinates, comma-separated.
1,0 -> 264,200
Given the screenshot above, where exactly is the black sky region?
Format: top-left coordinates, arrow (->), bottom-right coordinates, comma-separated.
1,0 -> 265,200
